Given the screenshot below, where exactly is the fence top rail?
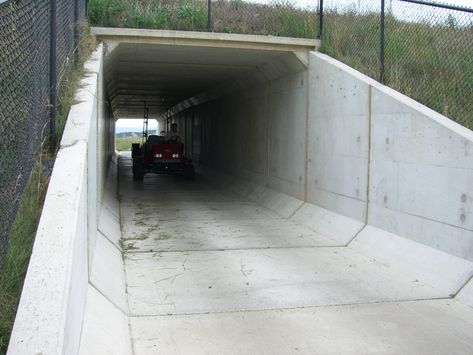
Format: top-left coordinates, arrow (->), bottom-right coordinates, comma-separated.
398,0 -> 473,13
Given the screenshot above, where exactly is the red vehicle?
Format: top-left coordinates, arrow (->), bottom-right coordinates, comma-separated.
131,135 -> 195,181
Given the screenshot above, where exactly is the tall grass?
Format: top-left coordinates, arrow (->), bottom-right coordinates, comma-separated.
0,157 -> 49,354
88,0 -> 317,38
0,24 -> 95,355
89,0 -> 208,31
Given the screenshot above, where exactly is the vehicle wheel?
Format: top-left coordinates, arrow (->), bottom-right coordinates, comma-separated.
132,159 -> 145,181
131,144 -> 141,159
183,165 -> 195,180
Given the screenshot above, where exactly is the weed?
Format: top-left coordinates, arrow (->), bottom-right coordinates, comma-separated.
88,0 -> 317,37
0,157 -> 48,354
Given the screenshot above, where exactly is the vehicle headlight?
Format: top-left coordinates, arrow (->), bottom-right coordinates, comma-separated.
172,153 -> 179,158
155,153 -> 162,158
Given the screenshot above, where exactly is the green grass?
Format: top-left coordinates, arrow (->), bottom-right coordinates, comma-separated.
0,24 -> 95,355
116,136 -> 143,151
88,0 -> 317,38
0,158 -> 49,354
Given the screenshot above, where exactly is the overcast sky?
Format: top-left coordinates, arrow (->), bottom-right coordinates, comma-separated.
116,119 -> 159,132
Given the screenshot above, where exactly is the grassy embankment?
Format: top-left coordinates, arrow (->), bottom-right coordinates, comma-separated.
0,26 -> 95,354
88,0 -> 317,38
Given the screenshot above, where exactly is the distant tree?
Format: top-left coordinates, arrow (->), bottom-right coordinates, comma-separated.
445,14 -> 457,30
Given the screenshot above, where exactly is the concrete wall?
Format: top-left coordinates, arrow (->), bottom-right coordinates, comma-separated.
171,67 -> 308,201
308,52 -> 473,262
307,54 -> 372,222
6,45 -> 121,355
368,85 -> 473,260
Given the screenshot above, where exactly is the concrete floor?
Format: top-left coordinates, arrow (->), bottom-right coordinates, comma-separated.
118,154 -> 473,354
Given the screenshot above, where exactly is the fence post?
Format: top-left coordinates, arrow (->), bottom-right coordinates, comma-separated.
207,0 -> 212,32
317,0 -> 324,39
49,0 -> 57,150
74,0 -> 79,65
380,0 -> 385,84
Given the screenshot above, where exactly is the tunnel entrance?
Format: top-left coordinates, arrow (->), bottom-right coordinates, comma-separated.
10,31 -> 473,355
103,34 -> 313,199
82,30 -> 473,354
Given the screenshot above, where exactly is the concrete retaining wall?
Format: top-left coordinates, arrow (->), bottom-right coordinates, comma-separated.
6,45 -> 124,355
307,53 -> 372,223
309,52 -> 473,263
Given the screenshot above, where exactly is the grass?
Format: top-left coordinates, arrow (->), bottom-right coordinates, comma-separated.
88,0 -> 317,38
0,158 -> 49,354
0,23 -> 95,355
116,136 -> 143,151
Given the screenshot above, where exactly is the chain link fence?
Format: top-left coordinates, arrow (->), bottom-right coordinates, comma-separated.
320,0 -> 473,130
0,0 -> 86,266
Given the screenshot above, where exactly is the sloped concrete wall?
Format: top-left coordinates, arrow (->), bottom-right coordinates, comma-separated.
307,54 -> 373,223
309,52 -> 473,262
368,85 -> 473,260
7,45 -> 118,355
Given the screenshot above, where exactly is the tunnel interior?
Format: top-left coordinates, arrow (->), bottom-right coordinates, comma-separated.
104,42 -> 309,200
78,39 -> 473,354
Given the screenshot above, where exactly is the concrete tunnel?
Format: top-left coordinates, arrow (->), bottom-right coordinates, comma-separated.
7,29 -> 473,354
104,34 -> 312,195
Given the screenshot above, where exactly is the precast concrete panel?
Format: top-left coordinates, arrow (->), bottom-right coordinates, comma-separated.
307,52 -> 371,222
368,85 -> 473,260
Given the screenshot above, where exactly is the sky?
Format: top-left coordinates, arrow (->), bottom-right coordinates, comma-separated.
116,118 -> 159,133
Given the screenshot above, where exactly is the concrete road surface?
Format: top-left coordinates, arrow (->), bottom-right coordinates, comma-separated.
118,154 -> 473,355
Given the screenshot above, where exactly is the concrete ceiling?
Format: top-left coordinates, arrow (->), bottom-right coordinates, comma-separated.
104,43 -> 292,119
